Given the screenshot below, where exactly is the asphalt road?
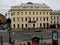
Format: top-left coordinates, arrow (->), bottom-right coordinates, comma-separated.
0,28 -> 60,43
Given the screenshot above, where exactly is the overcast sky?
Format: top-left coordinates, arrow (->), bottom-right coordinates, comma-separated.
0,0 -> 60,15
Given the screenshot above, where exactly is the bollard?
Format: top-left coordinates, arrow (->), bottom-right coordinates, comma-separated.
1,36 -> 3,45
40,37 -> 43,44
11,40 -> 15,45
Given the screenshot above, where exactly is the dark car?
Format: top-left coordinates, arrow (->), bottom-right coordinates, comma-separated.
34,30 -> 42,32
0,25 -> 5,30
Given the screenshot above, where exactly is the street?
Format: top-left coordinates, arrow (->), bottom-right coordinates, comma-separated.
0,28 -> 60,43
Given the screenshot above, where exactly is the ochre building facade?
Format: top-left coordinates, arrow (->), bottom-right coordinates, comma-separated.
10,2 -> 60,29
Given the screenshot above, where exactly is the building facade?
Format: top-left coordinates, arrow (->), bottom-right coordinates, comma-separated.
9,2 -> 60,29
50,10 -> 60,28
0,13 -> 6,23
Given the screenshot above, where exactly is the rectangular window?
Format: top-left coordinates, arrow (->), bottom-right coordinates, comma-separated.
51,16 -> 52,20
29,18 -> 31,21
22,18 -> 23,22
21,12 -> 23,15
43,18 -> 45,21
40,17 -> 42,21
17,12 -> 19,15
36,17 -> 38,21
43,12 -> 45,15
13,12 -> 15,15
25,24 -> 27,28
40,12 -> 41,15
57,16 -> 59,19
57,21 -> 59,24
33,12 -> 35,15
54,21 -> 55,24
29,12 -> 31,15
17,18 -> 19,22
25,12 -> 27,15
36,12 -> 38,15
33,17 -> 35,21
51,21 -> 52,24
54,16 -> 55,19
25,18 -> 27,21
17,24 -> 19,28
40,23 -> 42,27
47,12 -> 48,15
13,18 -> 15,22
46,17 -> 48,21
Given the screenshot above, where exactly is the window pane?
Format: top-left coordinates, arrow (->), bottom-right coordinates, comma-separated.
25,18 -> 27,21
29,12 -> 31,15
36,17 -> 38,21
40,17 -> 42,21
22,18 -> 23,22
33,12 -> 35,15
17,24 -> 19,28
13,12 -> 15,15
47,12 -> 48,15
17,12 -> 19,15
43,12 -> 45,15
40,12 -> 41,15
17,18 -> 19,22
36,12 -> 38,15
21,12 -> 23,15
25,12 -> 27,15
13,18 -> 15,22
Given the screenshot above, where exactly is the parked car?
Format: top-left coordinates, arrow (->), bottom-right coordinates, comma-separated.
0,25 -> 5,30
34,30 -> 42,32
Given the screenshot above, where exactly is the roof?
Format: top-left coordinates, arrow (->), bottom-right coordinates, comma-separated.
27,2 -> 33,4
0,13 -> 6,17
10,2 -> 51,11
50,10 -> 60,15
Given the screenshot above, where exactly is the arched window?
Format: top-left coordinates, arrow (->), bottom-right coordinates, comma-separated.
22,24 -> 23,29
13,24 -> 15,28
25,24 -> 27,28
33,24 -> 35,28
17,24 -> 19,28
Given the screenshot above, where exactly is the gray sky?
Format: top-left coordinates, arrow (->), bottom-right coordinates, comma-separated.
0,0 -> 60,15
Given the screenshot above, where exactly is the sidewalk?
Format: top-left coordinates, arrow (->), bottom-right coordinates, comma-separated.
0,39 -> 60,45
0,42 -> 20,45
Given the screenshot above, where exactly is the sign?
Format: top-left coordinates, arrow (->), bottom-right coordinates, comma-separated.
53,32 -> 57,40
52,31 -> 58,45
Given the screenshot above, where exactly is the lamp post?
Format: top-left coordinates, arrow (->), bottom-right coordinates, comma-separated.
1,35 -> 3,45
7,18 -> 11,44
8,18 -> 11,44
5,12 -> 11,44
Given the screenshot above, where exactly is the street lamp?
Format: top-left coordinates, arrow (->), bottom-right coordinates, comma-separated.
5,12 -> 11,44
6,18 -> 11,44
1,35 -> 3,45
